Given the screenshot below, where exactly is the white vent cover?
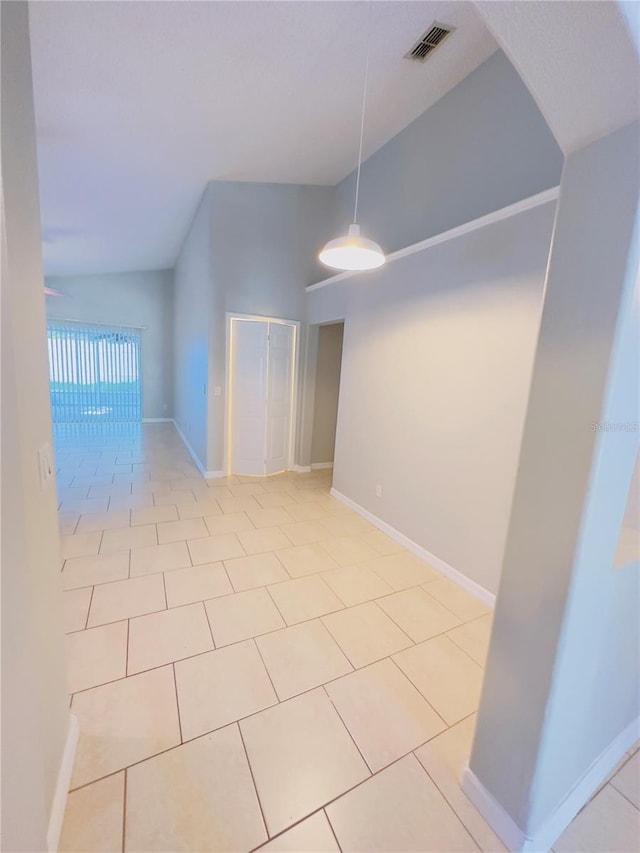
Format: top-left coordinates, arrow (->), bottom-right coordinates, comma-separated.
405,23 -> 454,63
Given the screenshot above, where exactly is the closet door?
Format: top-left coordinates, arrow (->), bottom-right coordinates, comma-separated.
265,322 -> 295,475
230,319 -> 268,475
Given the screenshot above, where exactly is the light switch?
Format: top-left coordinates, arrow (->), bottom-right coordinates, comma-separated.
38,442 -> 54,490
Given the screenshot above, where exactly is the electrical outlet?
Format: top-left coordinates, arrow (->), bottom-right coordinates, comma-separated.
38,443 -> 54,491
375,484 -> 383,498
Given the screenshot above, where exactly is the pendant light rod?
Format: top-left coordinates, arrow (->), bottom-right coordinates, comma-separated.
353,0 -> 374,225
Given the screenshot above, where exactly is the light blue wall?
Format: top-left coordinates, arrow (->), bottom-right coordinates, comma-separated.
327,51 -> 564,268
46,269 -> 174,420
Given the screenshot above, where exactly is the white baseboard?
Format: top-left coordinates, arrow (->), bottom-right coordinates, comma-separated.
47,714 -> 79,853
330,488 -> 495,608
311,462 -> 334,470
292,464 -> 312,473
170,420 -> 223,479
461,716 -> 640,852
142,418 -> 173,423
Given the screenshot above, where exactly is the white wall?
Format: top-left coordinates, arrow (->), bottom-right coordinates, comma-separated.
46,269 -> 174,420
309,200 -> 556,594
173,189 -> 213,470
1,3 -> 70,849
311,322 -> 344,465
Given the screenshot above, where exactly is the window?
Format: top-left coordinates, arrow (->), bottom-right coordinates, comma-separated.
47,321 -> 141,422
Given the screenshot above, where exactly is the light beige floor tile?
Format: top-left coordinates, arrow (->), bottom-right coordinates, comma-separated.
87,483 -> 132,498
446,613 -> 493,667
59,772 -> 124,853
285,502 -> 331,522
175,641 -> 277,739
63,587 -> 93,633
204,485 -> 234,501
131,504 -> 178,526
60,497 -> 110,516
76,510 -> 131,532
130,541 -> 191,577
153,489 -> 195,506
393,635 -> 484,725
326,754 -> 476,852
128,603 -> 213,674
611,751 -> 640,808
423,577 -> 492,622
59,512 -> 80,535
204,511 -> 254,536
278,520 -> 329,546
322,602 -> 412,668
268,575 -> 343,625
554,784 -> 640,852
65,620 -> 128,694
377,587 -> 461,642
259,812 -> 339,852
218,496 -> 262,514
225,552 -> 290,591
60,531 -> 103,560
367,552 -> 440,591
100,524 -> 157,555
230,482 -> 267,497
205,587 -> 284,646
125,725 -> 267,853
71,665 -> 180,788
237,526 -> 292,556
157,516 -> 208,544
276,543 -> 339,578
240,688 -> 369,836
87,574 -> 166,627
326,659 -> 446,772
62,552 -> 130,591
415,715 -> 508,852
176,498 -> 223,520
188,532 -> 245,564
322,564 -> 394,607
321,514 -> 372,537
107,493 -> 155,511
247,507 -> 294,528
321,535 -> 379,567
164,562 -> 232,608
255,492 -> 298,509
256,620 -> 352,700
360,529 -> 404,556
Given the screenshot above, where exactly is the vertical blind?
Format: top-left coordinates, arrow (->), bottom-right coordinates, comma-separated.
47,321 -> 142,423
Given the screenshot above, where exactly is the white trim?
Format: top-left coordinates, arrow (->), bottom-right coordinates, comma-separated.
142,418 -> 172,423
307,187 -> 560,292
47,714 -> 78,852
330,488 -> 495,607
292,464 -> 312,473
311,462 -> 334,470
171,420 -> 223,480
461,716 -> 640,852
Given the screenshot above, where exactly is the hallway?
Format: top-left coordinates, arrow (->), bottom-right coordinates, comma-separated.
55,424 -> 639,852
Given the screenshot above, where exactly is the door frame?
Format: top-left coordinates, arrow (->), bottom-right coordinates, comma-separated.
225,312 -> 301,477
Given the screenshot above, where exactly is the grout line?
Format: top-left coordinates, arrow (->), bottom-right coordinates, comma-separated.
202,600 -> 216,648
322,683 -> 372,773
125,618 -> 131,677
171,663 -> 184,744
324,807 -> 344,853
237,722 -> 270,840
161,573 -> 168,610
252,637 -> 280,700
121,767 -> 127,853
83,586 -> 95,631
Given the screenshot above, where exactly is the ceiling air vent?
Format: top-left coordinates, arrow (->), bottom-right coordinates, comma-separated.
405,23 -> 454,63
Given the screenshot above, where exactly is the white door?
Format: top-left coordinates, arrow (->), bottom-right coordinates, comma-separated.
230,319 -> 268,475
266,322 -> 295,474
229,317 -> 296,476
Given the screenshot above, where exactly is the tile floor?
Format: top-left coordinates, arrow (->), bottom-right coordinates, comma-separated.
54,423 -> 639,852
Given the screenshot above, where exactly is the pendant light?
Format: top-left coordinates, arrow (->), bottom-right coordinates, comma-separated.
319,1 -> 385,272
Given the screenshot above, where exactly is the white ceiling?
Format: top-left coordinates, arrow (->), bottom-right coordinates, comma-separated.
29,1 -> 498,276
475,0 -> 639,154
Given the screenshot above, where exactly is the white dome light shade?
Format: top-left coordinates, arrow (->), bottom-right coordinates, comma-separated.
319,224 -> 385,272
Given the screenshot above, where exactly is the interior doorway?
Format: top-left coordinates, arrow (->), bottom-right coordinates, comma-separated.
310,321 -> 344,469
227,314 -> 299,476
